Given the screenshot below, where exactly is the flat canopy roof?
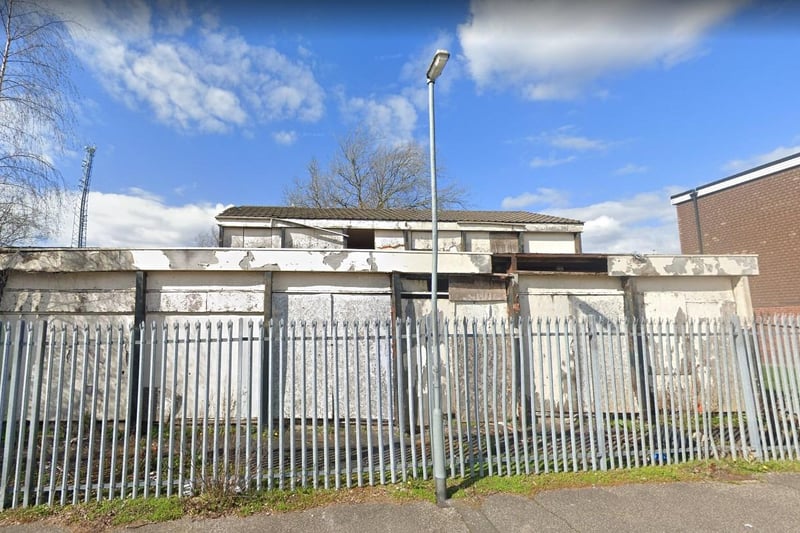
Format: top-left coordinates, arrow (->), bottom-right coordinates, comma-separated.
217,206 -> 582,226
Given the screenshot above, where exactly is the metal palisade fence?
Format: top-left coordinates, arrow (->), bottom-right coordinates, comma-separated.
0,314 -> 799,509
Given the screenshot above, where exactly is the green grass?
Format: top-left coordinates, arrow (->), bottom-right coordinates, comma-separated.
2,459 -> 800,530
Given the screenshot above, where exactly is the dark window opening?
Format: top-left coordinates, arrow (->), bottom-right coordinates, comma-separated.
346,228 -> 375,249
426,275 -> 449,294
396,273 -> 450,298
491,253 -> 608,274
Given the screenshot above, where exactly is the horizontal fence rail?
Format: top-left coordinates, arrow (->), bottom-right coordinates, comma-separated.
0,315 -> 799,509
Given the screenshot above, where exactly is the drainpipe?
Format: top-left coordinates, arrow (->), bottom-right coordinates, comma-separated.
690,189 -> 704,254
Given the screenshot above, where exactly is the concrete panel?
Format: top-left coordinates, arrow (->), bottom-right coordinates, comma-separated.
609,254 -> 759,277
272,272 -> 390,293
228,227 -> 279,248
1,289 -> 135,314
267,292 -> 393,420
465,232 -> 491,253
519,273 -> 622,294
4,271 -> 135,290
286,228 -> 344,249
9,318 -> 134,423
523,232 -> 576,253
147,291 -> 263,313
641,291 -> 735,321
147,271 -> 265,290
374,230 -> 405,250
519,287 -> 625,321
138,315 -> 264,420
410,231 -> 462,251
635,275 -> 733,294
0,248 -> 492,274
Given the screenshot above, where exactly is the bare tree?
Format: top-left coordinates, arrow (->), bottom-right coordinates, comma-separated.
0,0 -> 74,246
285,129 -> 467,209
193,225 -> 220,247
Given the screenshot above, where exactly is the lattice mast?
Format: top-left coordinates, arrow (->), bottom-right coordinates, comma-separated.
71,145 -> 96,248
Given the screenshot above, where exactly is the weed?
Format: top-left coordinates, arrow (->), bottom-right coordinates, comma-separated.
1,458 -> 799,530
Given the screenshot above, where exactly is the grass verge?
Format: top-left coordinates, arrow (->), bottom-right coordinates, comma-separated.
2,459 -> 799,531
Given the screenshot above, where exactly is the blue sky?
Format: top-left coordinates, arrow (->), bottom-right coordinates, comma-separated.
44,0 -> 800,252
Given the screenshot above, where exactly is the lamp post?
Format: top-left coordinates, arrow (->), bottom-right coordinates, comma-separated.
426,48 -> 449,506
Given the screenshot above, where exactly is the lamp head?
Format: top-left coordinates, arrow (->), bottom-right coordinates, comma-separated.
426,49 -> 450,82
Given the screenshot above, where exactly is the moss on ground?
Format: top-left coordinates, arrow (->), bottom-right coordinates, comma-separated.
2,459 -> 799,531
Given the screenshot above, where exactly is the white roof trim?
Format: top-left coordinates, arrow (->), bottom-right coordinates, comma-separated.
671,152 -> 800,205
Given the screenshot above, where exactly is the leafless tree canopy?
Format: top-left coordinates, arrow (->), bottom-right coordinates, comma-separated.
0,0 -> 74,246
193,225 -> 220,247
284,129 -> 467,209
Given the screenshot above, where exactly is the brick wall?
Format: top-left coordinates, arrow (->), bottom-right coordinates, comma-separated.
675,166 -> 800,316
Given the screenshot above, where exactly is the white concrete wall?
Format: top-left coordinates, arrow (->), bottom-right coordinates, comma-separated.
0,271 -> 136,323
465,232 -> 491,253
374,230 -> 405,250
523,232 -> 576,253
285,228 -> 344,249
147,271 -> 266,316
636,276 -> 738,320
0,249 -> 758,422
269,272 -> 392,420
518,274 -> 624,320
410,230 -> 462,251
226,227 -> 279,248
221,223 -> 578,253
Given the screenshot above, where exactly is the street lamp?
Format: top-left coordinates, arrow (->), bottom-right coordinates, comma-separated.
427,48 -> 449,506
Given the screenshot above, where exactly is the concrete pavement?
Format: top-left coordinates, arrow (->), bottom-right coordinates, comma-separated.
3,473 -> 800,532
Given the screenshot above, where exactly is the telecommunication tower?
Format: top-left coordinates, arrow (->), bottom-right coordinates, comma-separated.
71,145 -> 96,248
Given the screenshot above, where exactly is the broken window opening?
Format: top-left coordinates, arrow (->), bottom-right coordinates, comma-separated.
346,228 -> 375,249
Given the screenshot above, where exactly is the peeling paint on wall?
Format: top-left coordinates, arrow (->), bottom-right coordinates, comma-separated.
608,255 -> 758,277
164,250 -> 221,270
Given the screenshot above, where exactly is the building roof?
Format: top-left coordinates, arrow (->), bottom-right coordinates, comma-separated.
671,150 -> 800,205
217,206 -> 582,225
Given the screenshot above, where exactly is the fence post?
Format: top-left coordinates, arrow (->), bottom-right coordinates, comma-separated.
588,318 -> 607,470
0,321 -> 26,510
22,321 -> 48,507
128,271 -> 147,434
731,316 -> 762,460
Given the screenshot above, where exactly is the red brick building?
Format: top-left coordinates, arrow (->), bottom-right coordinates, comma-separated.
671,152 -> 800,316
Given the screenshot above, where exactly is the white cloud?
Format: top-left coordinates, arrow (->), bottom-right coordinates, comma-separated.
615,163 -> 648,175
155,0 -> 192,35
532,126 -> 613,152
341,94 -> 418,145
48,189 -> 229,247
525,82 -> 579,102
530,155 -> 576,168
502,187 -> 682,253
551,134 -> 609,151
501,188 -> 570,209
62,1 -> 325,133
334,35 -> 458,146
723,144 -> 800,173
272,130 -> 298,146
458,0 -> 743,100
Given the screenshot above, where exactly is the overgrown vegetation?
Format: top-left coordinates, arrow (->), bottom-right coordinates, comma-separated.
2,459 -> 799,530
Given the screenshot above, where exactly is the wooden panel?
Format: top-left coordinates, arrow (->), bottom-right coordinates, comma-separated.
449,276 -> 507,302
489,232 -> 519,253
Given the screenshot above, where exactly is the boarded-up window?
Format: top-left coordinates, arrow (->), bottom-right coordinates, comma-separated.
449,276 -> 507,302
490,232 -> 520,253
